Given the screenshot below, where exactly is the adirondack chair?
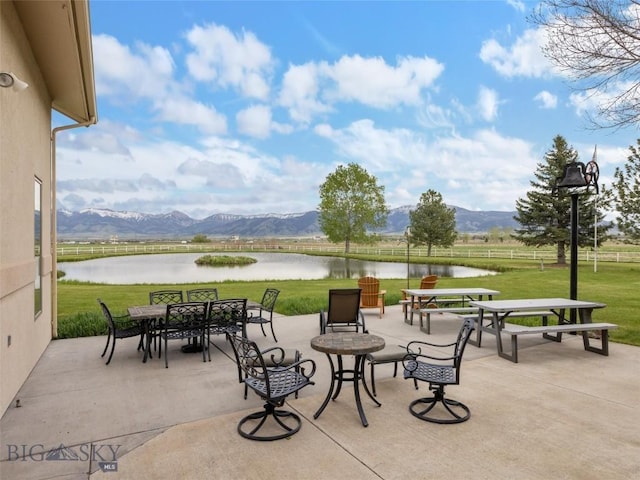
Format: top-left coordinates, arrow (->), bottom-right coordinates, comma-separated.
401,275 -> 438,318
358,276 -> 386,318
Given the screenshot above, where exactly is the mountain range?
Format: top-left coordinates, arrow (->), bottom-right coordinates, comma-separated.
56,206 -> 519,240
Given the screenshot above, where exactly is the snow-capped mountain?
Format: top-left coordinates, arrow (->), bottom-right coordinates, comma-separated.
56,206 -> 518,240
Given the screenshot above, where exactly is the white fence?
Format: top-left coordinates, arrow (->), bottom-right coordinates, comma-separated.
56,243 -> 640,263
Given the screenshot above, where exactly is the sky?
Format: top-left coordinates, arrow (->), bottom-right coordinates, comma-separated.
54,0 -> 637,219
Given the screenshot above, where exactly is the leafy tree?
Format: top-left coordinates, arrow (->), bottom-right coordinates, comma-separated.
409,190 -> 457,256
530,0 -> 640,130
192,234 -> 210,243
613,139 -> 640,242
318,163 -> 388,253
513,135 -> 612,264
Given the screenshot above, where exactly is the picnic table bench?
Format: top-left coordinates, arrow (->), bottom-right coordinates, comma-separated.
468,298 -> 616,363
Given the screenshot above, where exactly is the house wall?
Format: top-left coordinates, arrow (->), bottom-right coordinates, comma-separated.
0,1 -> 54,417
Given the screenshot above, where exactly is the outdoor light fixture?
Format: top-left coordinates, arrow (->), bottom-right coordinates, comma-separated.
0,72 -> 29,92
556,151 -> 600,322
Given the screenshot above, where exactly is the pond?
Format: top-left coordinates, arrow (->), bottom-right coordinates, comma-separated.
58,252 -> 495,285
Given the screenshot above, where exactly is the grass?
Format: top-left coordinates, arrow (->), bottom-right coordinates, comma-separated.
194,254 -> 257,266
57,256 -> 640,346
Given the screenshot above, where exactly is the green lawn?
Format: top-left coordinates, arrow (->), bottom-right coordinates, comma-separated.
57,258 -> 640,346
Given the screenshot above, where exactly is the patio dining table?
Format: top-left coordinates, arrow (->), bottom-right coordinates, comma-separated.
128,304 -> 167,362
311,332 -> 385,427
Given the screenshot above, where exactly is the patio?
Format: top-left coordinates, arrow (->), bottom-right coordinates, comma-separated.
1,304 -> 639,479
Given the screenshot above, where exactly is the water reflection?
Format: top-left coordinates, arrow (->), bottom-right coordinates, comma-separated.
58,252 -> 494,285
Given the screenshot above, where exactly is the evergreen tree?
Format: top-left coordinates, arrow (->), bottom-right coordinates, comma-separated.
409,189 -> 457,256
613,139 -> 640,243
318,163 -> 388,253
513,135 -> 612,264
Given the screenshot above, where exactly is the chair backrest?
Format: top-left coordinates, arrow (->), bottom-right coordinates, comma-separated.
186,288 -> 219,302
325,288 -> 362,327
227,333 -> 268,390
164,302 -> 207,329
357,277 -> 380,308
259,288 -> 280,312
208,298 -> 247,334
453,318 -> 476,369
419,275 -> 438,289
149,290 -> 184,305
97,298 -> 115,331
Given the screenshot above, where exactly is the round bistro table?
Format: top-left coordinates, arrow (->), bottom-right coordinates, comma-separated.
310,332 -> 385,427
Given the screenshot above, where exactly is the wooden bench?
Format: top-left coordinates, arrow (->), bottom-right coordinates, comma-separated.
417,307 -> 480,334
500,322 -> 618,363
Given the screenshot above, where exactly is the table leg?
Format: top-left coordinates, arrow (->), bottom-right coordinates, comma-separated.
492,312 -> 505,357
468,309 -> 484,347
332,355 -> 345,400
313,353 -> 337,420
356,354 -> 381,404
142,319 -> 152,363
353,355 -> 369,426
409,295 -> 416,325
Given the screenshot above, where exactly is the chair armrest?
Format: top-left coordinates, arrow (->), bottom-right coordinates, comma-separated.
406,339 -> 457,350
261,346 -> 289,366
319,310 -> 327,334
272,358 -> 317,380
358,309 -> 368,333
111,314 -> 139,329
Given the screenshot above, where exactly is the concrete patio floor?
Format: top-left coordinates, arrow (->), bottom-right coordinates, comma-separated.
1,304 -> 639,479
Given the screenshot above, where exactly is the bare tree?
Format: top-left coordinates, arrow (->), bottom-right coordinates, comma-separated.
530,0 -> 640,130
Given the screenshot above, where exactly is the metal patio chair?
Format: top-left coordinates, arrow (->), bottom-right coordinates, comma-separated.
403,318 -> 475,424
227,333 -> 316,441
246,288 -> 280,342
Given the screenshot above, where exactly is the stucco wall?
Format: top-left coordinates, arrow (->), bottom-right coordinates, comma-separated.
1,1 -> 54,417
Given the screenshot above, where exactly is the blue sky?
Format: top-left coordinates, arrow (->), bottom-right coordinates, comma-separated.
54,0 -> 635,219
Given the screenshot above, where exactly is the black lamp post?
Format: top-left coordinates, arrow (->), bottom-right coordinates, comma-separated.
556,157 -> 599,322
404,226 -> 411,289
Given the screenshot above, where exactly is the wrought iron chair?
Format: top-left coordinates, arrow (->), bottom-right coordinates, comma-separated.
403,318 -> 475,424
227,333 -> 316,441
149,290 -> 184,351
207,298 -> 247,340
98,299 -> 145,365
158,302 -> 209,368
149,289 -> 184,305
358,276 -> 386,317
186,287 -> 219,302
246,288 -> 280,342
230,336 -> 302,400
319,288 -> 367,334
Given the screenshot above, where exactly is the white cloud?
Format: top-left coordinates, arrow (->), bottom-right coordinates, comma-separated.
506,0 -> 526,12
479,28 -> 552,78
279,54 -> 443,125
279,62 -> 331,124
155,96 -> 227,135
236,105 -> 273,139
185,23 -> 273,100
93,34 -> 175,100
323,54 -> 444,108
477,86 -> 500,121
534,90 -> 558,109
